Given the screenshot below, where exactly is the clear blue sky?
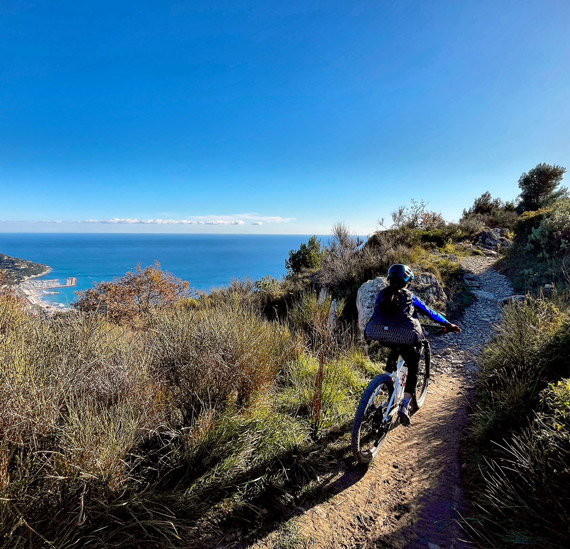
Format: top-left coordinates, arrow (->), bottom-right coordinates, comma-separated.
1,0 -> 569,234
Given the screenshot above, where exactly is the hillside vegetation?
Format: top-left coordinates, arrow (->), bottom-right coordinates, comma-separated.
0,253 -> 49,285
462,164 -> 570,547
0,163 -> 569,547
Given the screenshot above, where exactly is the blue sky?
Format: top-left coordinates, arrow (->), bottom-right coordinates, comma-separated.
1,0 -> 569,234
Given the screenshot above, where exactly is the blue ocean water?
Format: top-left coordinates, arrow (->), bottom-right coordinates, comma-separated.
0,233 -> 322,306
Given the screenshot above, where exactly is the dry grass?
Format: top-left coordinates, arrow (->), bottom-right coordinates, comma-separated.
1,292 -> 366,547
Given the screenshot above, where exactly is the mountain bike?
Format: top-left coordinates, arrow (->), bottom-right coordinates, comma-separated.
351,324 -> 444,464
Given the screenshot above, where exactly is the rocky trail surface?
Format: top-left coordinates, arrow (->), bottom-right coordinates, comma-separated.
254,256 -> 514,549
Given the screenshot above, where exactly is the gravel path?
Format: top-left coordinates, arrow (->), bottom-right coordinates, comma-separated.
254,255 -> 514,549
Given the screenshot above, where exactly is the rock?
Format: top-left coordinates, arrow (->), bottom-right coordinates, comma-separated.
355,271 -> 446,335
500,295 -> 526,306
409,272 -> 446,306
472,290 -> 496,301
356,276 -> 387,334
317,287 -> 329,305
478,228 -> 513,251
478,229 -> 500,250
329,298 -> 339,326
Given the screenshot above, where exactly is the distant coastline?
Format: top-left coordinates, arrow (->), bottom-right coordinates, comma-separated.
0,252 -> 51,285
0,233 -> 318,307
18,275 -> 77,313
0,252 -> 65,312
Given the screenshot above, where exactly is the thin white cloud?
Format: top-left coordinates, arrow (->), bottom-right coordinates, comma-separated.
39,214 -> 294,226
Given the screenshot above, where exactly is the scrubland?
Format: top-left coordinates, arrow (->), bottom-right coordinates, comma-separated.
1,167 -> 570,547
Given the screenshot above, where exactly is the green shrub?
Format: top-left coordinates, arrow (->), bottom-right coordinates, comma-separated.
286,236 -> 326,276
471,298 -> 564,445
503,200 -> 570,289
467,296 -> 570,547
461,191 -> 519,229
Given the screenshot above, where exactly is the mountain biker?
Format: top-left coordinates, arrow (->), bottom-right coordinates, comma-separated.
366,264 -> 461,426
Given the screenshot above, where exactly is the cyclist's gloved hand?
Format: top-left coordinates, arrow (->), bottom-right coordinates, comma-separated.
445,322 -> 461,333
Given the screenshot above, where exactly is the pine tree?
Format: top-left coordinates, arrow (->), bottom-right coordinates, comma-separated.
518,163 -> 567,212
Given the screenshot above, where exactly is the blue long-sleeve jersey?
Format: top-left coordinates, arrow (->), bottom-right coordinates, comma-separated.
412,294 -> 448,324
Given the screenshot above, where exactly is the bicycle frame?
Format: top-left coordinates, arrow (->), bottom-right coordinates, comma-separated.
382,357 -> 407,423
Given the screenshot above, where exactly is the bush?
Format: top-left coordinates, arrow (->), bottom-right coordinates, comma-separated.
467,297 -> 570,547
0,297 -> 166,545
461,191 -> 519,229
286,236 -> 326,276
73,262 -> 193,324
503,200 -> 570,289
390,199 -> 445,230
470,380 -> 570,547
471,298 -> 565,445
149,303 -> 296,423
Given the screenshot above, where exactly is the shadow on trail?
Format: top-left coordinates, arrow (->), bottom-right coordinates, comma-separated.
369,385 -> 475,549
177,420 -> 372,547
183,384 -> 476,548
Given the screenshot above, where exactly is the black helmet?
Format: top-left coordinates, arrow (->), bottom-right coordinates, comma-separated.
387,264 -> 414,287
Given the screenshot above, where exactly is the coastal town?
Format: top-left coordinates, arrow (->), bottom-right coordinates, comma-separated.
0,252 -> 77,313
17,276 -> 77,313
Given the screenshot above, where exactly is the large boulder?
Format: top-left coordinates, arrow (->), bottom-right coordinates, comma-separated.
356,276 -> 387,334
409,272 -> 446,306
478,228 -> 512,251
356,272 -> 446,335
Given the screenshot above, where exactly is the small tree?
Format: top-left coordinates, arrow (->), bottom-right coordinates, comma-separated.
391,199 -> 445,230
286,236 -> 325,276
74,262 -> 192,323
468,191 -> 503,216
461,191 -> 518,228
518,163 -> 567,212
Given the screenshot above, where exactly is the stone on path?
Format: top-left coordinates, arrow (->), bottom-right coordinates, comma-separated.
472,289 -> 496,301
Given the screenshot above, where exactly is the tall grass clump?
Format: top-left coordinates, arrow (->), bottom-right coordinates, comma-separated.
0,296 -> 167,546
277,349 -> 380,433
471,297 -> 566,447
149,302 -> 296,424
469,380 -> 570,548
0,294 -> 305,546
466,296 -> 570,547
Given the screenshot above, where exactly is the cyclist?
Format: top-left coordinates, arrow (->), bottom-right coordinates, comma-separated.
366,264 -> 461,426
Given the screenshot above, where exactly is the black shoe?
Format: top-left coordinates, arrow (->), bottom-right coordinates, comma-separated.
398,404 -> 411,426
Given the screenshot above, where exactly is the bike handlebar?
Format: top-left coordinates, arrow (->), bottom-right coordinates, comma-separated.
420,323 -> 455,334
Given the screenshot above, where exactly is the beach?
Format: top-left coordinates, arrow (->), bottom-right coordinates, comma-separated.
16,270 -> 75,314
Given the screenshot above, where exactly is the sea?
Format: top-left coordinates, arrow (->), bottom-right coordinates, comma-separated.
0,233 -> 325,307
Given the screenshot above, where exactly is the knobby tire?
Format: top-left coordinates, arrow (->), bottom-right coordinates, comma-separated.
352,374 -> 394,464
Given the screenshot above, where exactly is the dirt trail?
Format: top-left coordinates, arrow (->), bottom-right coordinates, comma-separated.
255,256 -> 514,549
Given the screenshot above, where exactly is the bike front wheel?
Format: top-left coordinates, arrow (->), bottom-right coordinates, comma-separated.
352,374 -> 394,464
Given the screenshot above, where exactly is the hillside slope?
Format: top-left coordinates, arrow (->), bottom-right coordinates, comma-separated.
0,252 -> 50,284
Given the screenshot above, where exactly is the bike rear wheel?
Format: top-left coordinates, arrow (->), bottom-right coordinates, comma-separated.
413,340 -> 431,409
352,374 -> 394,464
